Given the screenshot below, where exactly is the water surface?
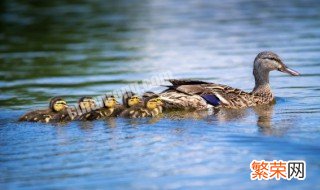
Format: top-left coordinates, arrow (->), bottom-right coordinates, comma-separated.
1,0 -> 320,189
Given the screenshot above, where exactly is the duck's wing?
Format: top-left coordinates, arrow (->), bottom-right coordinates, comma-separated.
164,81 -> 258,109
200,85 -> 257,108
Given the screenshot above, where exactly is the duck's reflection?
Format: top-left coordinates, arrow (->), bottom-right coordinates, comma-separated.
253,103 -> 291,136
162,103 -> 292,136
72,102 -> 291,137
215,108 -> 248,122
78,121 -> 94,130
104,117 -> 117,128
163,109 -> 219,120
253,104 -> 274,129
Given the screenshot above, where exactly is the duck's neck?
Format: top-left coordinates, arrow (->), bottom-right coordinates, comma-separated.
252,69 -> 272,95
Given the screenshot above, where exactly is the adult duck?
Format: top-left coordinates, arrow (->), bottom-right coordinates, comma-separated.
160,51 -> 300,110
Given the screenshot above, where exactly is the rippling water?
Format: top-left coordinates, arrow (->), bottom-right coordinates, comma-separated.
1,0 -> 320,189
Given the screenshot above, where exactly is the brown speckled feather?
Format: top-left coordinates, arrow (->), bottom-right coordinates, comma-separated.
160,79 -> 274,110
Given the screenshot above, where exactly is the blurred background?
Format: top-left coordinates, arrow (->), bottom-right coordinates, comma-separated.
1,0 -> 320,189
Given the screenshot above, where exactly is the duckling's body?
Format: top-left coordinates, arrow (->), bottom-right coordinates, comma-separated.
69,96 -> 97,121
79,96 -> 119,121
80,107 -> 114,121
160,52 -> 300,110
119,104 -> 147,118
19,97 -> 69,123
120,92 -> 163,118
113,104 -> 126,116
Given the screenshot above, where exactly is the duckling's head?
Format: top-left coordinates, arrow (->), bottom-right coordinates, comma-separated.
50,97 -> 68,112
104,95 -> 117,108
78,96 -> 96,110
122,91 -> 141,107
254,51 -> 300,76
145,95 -> 163,109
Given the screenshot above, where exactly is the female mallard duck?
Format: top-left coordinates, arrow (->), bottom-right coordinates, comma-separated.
160,51 -> 300,110
120,92 -> 163,118
19,97 -> 69,123
79,95 -> 117,121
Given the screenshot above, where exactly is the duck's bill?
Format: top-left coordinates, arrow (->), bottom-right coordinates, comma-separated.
279,67 -> 300,76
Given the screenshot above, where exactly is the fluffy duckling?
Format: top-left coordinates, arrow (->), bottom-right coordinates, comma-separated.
120,92 -> 163,118
78,96 -> 97,110
79,95 -> 117,121
67,96 -> 97,120
110,91 -> 142,116
19,97 -> 68,123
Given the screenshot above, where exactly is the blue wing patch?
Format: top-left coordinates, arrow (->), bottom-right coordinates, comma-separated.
201,94 -> 220,106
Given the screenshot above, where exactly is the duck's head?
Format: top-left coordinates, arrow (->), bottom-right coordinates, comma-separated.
104,95 -> 117,108
50,97 -> 68,112
254,51 -> 300,76
122,91 -> 142,107
144,94 -> 163,109
78,96 -> 96,110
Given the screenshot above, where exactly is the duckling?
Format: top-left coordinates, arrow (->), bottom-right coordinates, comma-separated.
120,92 -> 163,118
123,91 -> 142,108
79,95 -> 117,121
67,96 -> 97,120
111,91 -> 142,116
19,97 -> 68,123
142,91 -> 163,117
